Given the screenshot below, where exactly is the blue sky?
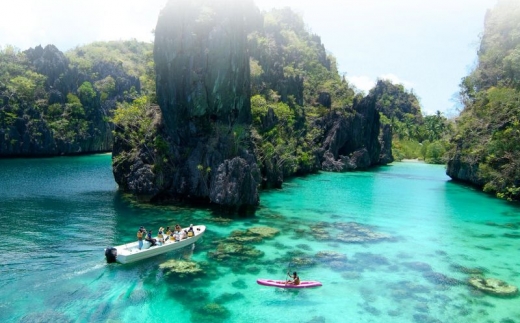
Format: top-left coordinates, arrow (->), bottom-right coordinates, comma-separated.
0,0 -> 498,116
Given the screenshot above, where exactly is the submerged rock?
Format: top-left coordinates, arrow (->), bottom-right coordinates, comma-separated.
159,259 -> 204,278
290,256 -> 317,267
468,277 -> 518,297
352,252 -> 389,267
503,232 -> 520,239
402,262 -> 432,272
413,313 -> 443,323
191,303 -> 230,323
224,226 -> 279,244
20,311 -> 73,323
225,231 -> 264,244
315,250 -> 347,262
231,279 -> 247,289
450,264 -> 488,275
309,221 -> 393,244
207,217 -> 234,225
214,292 -> 245,304
423,272 -> 461,287
208,242 -> 264,262
247,226 -> 280,238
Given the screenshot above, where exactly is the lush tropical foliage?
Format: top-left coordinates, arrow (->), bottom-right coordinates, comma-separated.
247,8 -> 358,180
373,80 -> 454,163
0,40 -> 153,154
448,0 -> 520,201
67,40 -> 155,101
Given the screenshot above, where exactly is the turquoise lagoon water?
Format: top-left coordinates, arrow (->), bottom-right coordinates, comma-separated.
1,155 -> 519,323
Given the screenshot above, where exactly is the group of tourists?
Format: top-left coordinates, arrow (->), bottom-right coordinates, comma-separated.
136,224 -> 195,250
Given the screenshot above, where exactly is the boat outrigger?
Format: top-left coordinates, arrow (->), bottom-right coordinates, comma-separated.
105,225 -> 206,264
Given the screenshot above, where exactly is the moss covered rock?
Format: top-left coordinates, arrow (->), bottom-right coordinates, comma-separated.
247,226 -> 280,238
468,277 -> 518,297
208,243 -> 264,262
159,260 -> 204,278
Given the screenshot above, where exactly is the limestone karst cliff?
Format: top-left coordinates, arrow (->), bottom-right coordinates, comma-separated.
0,42 -> 143,156
111,1 -> 392,210
113,0 -> 263,211
446,0 -> 520,201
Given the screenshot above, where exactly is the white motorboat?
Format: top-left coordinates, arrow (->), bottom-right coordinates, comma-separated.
105,225 -> 206,264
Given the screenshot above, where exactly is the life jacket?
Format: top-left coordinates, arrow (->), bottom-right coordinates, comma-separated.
137,231 -> 143,240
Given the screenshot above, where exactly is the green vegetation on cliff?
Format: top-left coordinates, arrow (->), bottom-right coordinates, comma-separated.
66,40 -> 155,101
112,3 -> 390,208
247,8 -> 360,184
0,40 -> 152,156
448,0 -> 520,201
249,8 -> 355,109
372,79 -> 454,163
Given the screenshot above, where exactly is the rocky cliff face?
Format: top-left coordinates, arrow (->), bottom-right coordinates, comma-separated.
0,44 -> 139,156
113,0 -> 262,212
112,2 -> 392,211
319,94 -> 385,172
154,0 -> 259,141
445,140 -> 484,186
378,123 -> 394,165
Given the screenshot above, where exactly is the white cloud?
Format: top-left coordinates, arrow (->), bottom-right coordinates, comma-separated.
379,74 -> 414,89
346,75 -> 376,93
347,74 -> 414,94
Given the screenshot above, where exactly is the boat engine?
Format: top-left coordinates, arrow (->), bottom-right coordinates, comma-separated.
105,247 -> 117,263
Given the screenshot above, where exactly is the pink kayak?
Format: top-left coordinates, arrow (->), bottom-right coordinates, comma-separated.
257,279 -> 322,288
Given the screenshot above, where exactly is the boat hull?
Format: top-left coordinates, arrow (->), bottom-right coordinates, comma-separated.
256,279 -> 322,288
109,225 -> 206,264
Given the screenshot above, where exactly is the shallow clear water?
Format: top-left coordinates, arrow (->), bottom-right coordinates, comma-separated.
1,155 -> 519,323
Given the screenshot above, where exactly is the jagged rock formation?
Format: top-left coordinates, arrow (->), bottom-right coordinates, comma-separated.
0,44 -> 140,156
468,277 -> 518,297
319,95 -> 386,172
446,148 -> 483,186
446,0 -> 520,201
371,79 -> 422,123
113,0 -> 262,211
378,124 -> 394,165
154,0 -> 259,138
112,2 -> 392,210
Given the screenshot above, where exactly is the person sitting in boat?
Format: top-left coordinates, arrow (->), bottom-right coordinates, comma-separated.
173,227 -> 181,242
187,224 -> 194,237
174,224 -> 185,240
137,228 -> 144,250
145,230 -> 157,246
286,272 -> 300,285
163,226 -> 171,242
157,227 -> 165,244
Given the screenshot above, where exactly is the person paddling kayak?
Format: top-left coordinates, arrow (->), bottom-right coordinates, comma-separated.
286,272 -> 300,285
